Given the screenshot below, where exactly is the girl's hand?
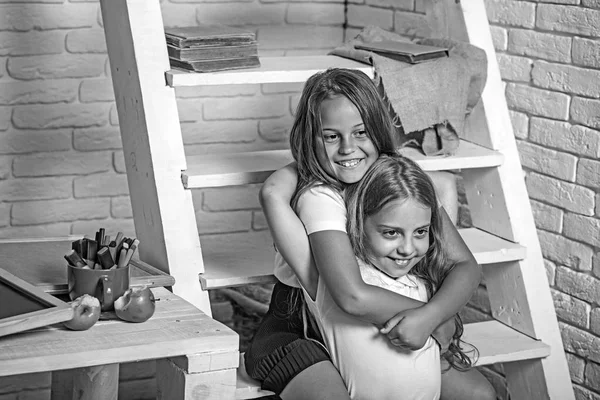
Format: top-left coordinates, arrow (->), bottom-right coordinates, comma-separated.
380,307 -> 438,350
431,316 -> 457,354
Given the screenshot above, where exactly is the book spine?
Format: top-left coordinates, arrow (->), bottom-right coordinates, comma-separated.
167,44 -> 258,62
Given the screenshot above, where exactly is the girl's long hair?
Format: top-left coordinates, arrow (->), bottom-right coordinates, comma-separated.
289,68 -> 397,207
345,154 -> 476,371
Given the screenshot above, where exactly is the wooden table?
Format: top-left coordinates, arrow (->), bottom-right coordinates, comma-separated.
0,286 -> 239,399
0,239 -> 240,400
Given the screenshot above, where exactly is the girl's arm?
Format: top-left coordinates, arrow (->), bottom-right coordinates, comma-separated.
422,206 -> 482,323
259,163 -> 318,296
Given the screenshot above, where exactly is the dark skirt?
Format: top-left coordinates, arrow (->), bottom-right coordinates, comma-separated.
244,281 -> 330,394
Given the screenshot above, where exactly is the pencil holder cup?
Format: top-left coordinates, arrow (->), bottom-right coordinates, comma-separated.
67,264 -> 130,311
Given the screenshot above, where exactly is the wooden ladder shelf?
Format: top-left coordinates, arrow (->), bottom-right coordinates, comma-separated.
99,0 -> 575,398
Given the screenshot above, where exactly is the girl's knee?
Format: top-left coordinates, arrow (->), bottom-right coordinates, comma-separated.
441,367 -> 497,400
473,377 -> 497,400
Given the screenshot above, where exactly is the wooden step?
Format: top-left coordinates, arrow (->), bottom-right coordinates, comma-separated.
234,320 -> 550,399
199,227 -> 526,290
183,140 -> 503,189
166,55 -> 374,87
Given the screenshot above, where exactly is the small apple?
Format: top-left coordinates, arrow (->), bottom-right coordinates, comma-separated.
114,286 -> 156,323
63,294 -> 101,331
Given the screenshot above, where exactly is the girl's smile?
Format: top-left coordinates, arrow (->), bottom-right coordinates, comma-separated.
316,95 -> 378,184
364,198 -> 431,278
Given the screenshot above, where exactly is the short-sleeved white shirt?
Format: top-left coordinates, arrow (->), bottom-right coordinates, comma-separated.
273,185 -> 346,287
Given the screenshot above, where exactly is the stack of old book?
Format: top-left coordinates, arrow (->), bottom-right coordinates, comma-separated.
165,24 -> 260,73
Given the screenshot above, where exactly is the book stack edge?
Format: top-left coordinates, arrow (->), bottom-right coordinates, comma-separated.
354,41 -> 449,64
165,24 -> 260,73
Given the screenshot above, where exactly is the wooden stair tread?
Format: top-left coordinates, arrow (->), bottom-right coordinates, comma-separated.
183,140 -> 503,189
166,55 -> 374,87
199,227 -> 526,290
464,320 -> 550,365
234,320 -> 550,399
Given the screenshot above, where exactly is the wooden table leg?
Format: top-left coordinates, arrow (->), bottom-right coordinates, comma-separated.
51,364 -> 119,400
157,353 -> 237,400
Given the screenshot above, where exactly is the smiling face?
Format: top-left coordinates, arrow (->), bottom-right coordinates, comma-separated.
315,95 -> 378,184
363,197 -> 432,279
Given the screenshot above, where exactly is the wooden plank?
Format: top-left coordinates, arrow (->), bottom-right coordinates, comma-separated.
236,354 -> 275,400
398,140 -> 503,171
183,140 -> 503,189
199,228 -> 526,290
51,364 -> 119,400
459,228 -> 526,264
157,360 -> 236,400
166,56 -> 374,87
464,320 -> 550,366
183,150 -> 293,189
0,238 -> 175,294
0,268 -> 73,338
99,0 -> 210,315
0,288 -> 238,377
169,351 -> 239,374
234,320 -> 549,399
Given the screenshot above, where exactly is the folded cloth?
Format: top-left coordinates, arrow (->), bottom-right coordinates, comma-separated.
329,26 -> 487,156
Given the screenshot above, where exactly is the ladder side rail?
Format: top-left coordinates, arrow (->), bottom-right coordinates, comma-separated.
99,0 -> 211,314
425,1 -> 574,399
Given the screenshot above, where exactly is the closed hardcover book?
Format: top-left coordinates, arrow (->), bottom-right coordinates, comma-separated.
165,24 -> 256,48
167,43 -> 258,61
355,41 -> 449,63
169,56 -> 261,73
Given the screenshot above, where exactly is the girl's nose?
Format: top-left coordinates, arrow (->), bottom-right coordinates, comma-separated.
339,137 -> 356,155
397,239 -> 414,256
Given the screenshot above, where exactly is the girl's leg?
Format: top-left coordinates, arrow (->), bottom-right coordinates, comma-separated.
280,361 -> 351,400
440,366 -> 497,400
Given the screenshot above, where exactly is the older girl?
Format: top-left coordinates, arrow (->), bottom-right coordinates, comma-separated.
245,68 -> 495,400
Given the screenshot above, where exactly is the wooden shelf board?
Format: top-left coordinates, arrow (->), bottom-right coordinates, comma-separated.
397,140 -> 504,171
166,56 -> 374,87
199,228 -> 525,290
183,140 -> 503,189
465,320 -> 550,365
234,320 -> 549,398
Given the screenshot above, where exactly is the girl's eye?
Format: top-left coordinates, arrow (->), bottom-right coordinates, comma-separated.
322,133 -> 339,143
382,230 -> 398,238
415,228 -> 429,238
354,130 -> 367,138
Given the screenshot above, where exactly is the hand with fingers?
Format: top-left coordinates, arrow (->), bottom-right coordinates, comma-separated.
379,306 -> 438,350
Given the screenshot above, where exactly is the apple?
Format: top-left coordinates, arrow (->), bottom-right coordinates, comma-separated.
114,286 -> 156,323
63,294 -> 101,331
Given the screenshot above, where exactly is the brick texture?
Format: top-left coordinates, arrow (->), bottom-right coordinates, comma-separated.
0,1 -> 599,398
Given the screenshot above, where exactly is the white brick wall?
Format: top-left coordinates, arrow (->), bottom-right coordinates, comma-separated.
1,0 -> 599,399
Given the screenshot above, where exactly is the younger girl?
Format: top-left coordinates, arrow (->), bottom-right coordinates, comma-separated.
245,68 -> 495,400
304,153 -> 467,399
